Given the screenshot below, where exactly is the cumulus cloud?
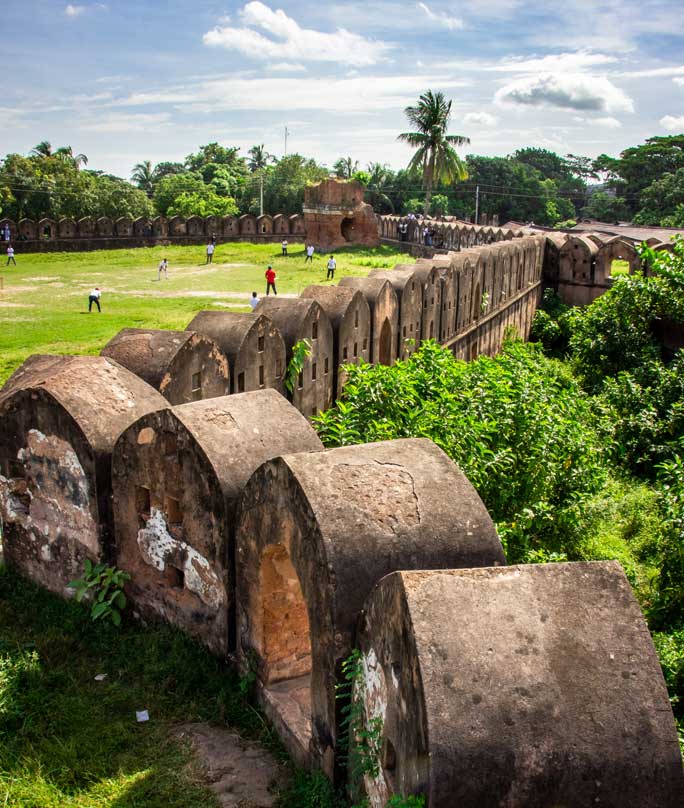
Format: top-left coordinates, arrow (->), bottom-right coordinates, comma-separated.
266,62 -> 307,73
494,73 -> 634,114
78,112 -> 172,132
64,4 -> 85,16
463,111 -> 498,126
418,2 -> 464,30
487,51 -> 617,73
203,1 -> 392,67
661,115 -> 684,131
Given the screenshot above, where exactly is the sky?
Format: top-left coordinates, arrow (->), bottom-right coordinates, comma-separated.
2,0 -> 684,179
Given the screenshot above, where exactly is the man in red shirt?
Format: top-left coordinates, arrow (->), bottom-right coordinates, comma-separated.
265,265 -> 277,295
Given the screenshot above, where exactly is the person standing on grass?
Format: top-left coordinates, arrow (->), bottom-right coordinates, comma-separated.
6,245 -> 16,266
305,243 -> 314,264
265,265 -> 277,295
88,287 -> 101,312
326,254 -> 336,280
158,257 -> 168,280
206,242 -> 215,264
250,291 -> 259,310
211,233 -> 217,245
281,239 -> 288,256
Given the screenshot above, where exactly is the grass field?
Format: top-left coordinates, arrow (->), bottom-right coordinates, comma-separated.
0,242 -> 405,385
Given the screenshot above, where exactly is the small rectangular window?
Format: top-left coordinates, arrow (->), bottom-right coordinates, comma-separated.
297,371 -> 303,389
353,342 -> 358,357
411,282 -> 415,291
363,338 -> 368,351
136,486 -> 151,528
324,357 -> 329,374
164,495 -> 182,525
276,359 -> 282,379
342,347 -> 348,360
311,362 -> 317,381
431,297 -> 434,305
236,372 -> 245,393
354,310 -> 359,328
410,323 -> 413,333
403,326 -> 407,337
311,406 -> 317,416
191,371 -> 201,399
259,365 -> 264,387
312,321 -> 318,340
257,335 -> 265,352
424,298 -> 427,308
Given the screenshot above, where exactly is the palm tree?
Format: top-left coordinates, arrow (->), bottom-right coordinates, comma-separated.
365,162 -> 394,213
131,160 -> 155,194
55,145 -> 88,169
31,141 -> 53,158
248,144 -> 274,172
398,90 -> 470,216
333,156 -> 359,179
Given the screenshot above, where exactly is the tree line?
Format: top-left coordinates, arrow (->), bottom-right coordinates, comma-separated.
1,91 -> 683,227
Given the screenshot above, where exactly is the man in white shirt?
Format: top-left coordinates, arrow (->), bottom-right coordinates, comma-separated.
88,287 -> 101,312
158,258 -> 168,280
305,244 -> 314,264
6,246 -> 16,266
206,242 -> 215,264
249,291 -> 259,310
281,239 -> 288,256
326,255 -> 337,280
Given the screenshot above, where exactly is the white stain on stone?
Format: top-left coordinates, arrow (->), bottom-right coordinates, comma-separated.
0,430 -> 98,555
137,507 -> 225,609
358,646 -> 390,808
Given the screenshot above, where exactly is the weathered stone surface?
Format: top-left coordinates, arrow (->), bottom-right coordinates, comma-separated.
303,178 -> 379,250
356,563 -> 684,808
113,390 -> 322,654
0,355 -> 168,595
101,328 -> 230,405
235,438 -> 505,773
412,261 -> 443,342
255,298 -> 333,419
338,276 -> 399,366
367,268 -> 423,360
186,312 -> 286,396
300,285 -> 371,398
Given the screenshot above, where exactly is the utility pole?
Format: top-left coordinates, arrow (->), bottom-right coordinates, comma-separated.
284,126 -> 289,156
474,184 -> 480,225
259,171 -> 264,217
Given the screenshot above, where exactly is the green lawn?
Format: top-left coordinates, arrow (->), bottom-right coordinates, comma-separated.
0,243 -> 404,385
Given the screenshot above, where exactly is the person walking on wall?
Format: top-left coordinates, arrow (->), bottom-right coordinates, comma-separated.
305,243 -> 315,264
281,239 -> 288,256
265,265 -> 277,295
2,224 -> 10,241
249,291 -> 259,310
326,254 -> 336,280
206,242 -> 215,264
88,287 -> 101,312
158,258 -> 168,280
6,245 -> 16,266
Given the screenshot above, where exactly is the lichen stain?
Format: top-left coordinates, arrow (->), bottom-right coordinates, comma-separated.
137,507 -> 225,609
0,429 -> 98,554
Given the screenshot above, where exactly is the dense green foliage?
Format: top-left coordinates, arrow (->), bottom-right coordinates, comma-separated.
316,340 -> 608,562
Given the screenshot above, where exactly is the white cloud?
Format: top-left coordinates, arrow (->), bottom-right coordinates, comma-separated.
117,74 -> 468,113
417,2 -> 464,31
64,4 -> 85,16
661,115 -> 684,131
592,116 -> 622,128
618,65 -> 684,79
486,51 -> 618,74
203,1 -> 392,67
265,62 -> 307,73
464,111 -> 498,126
675,77 -> 684,87
494,73 -> 634,114
78,112 -> 172,132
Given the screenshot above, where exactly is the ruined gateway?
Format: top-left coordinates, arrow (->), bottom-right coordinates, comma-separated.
0,228 -> 683,805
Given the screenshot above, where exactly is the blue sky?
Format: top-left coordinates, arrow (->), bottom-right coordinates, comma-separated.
3,0 -> 684,179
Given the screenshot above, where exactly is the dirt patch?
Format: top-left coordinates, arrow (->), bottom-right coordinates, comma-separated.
174,722 -> 284,807
24,276 -> 61,282
0,302 -> 34,309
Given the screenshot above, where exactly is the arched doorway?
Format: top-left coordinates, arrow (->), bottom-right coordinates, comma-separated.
341,218 -> 355,242
378,318 -> 393,365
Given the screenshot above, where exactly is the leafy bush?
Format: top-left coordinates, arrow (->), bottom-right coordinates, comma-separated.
315,340 -> 609,561
68,561 -> 130,626
530,288 -> 572,357
651,456 -> 684,629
